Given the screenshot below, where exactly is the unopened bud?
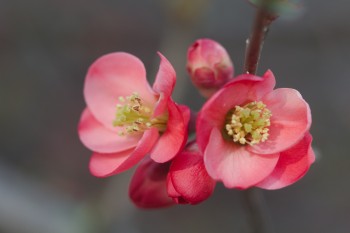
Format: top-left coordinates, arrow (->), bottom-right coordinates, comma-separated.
187,38 -> 234,98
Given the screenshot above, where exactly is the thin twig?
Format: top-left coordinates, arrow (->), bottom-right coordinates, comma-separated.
243,1 -> 277,233
244,1 -> 276,75
243,188 -> 275,233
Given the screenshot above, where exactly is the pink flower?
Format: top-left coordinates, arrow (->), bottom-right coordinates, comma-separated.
197,70 -> 315,189
78,52 -> 190,177
129,143 -> 216,208
187,38 -> 234,98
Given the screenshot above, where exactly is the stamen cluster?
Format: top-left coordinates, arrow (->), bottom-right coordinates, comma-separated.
225,101 -> 271,145
113,92 -> 153,135
113,92 -> 167,135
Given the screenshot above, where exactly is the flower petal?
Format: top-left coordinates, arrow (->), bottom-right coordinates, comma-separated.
178,104 -> 191,127
197,70 -> 276,152
256,133 -> 315,189
78,108 -> 140,153
84,52 -> 157,129
166,175 -> 188,204
152,94 -> 167,118
204,128 -> 279,189
152,52 -> 176,99
249,88 -> 311,154
169,146 -> 216,204
152,53 -> 176,117
129,158 -> 174,208
89,127 -> 159,177
150,100 -> 188,163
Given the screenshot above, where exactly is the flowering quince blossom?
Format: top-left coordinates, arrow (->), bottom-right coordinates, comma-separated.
197,70 -> 315,189
129,142 -> 216,208
78,52 -> 190,177
187,38 -> 234,98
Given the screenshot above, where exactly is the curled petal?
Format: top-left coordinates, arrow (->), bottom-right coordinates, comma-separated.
197,70 -> 276,152
150,100 -> 189,163
153,52 -> 176,99
84,52 -> 157,129
89,128 -> 159,177
78,108 -> 140,153
249,88 -> 311,154
129,158 -> 174,208
204,128 -> 279,189
152,53 -> 176,117
256,133 -> 315,189
169,146 -> 216,204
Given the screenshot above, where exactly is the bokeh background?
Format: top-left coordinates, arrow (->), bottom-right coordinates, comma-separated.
1,0 -> 349,232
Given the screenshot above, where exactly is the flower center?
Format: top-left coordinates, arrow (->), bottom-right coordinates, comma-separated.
113,92 -> 168,136
225,101 -> 271,145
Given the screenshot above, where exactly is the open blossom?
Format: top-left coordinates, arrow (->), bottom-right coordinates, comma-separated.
129,142 -> 216,208
187,38 -> 234,98
78,52 -> 189,177
197,70 -> 315,189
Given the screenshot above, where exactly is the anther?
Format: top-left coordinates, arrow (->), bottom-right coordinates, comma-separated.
225,101 -> 271,145
113,93 -> 168,136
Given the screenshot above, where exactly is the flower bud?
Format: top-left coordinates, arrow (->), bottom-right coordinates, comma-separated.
129,158 -> 174,208
187,38 -> 234,98
167,142 -> 216,205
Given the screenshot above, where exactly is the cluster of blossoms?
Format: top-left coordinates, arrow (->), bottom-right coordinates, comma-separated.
78,38 -> 315,208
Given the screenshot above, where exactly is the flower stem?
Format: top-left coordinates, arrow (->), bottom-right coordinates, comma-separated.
244,1 -> 276,75
243,188 -> 274,233
243,2 -> 277,233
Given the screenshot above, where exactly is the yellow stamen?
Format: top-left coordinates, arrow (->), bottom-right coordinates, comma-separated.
113,92 -> 168,135
224,101 -> 271,145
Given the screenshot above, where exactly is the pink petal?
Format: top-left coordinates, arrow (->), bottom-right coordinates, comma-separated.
152,52 -> 176,99
129,158 -> 174,208
196,70 -> 276,152
193,67 -> 215,88
166,175 -> 188,204
192,67 -> 217,98
256,133 -> 315,189
78,108 -> 140,153
204,128 -> 279,189
169,147 -> 216,204
178,104 -> 191,129
89,127 -> 159,177
84,52 -> 157,129
150,100 -> 188,163
152,53 -> 176,118
249,88 -> 312,155
152,94 -> 167,118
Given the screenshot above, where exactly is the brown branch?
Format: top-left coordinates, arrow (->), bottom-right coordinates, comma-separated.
244,2 -> 276,75
243,1 -> 277,233
243,188 -> 275,233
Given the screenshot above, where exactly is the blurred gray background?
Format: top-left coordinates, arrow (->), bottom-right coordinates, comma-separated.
0,0 -> 349,233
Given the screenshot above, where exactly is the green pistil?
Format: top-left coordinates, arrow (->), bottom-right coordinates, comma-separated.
113,92 -> 168,136
225,101 -> 271,145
